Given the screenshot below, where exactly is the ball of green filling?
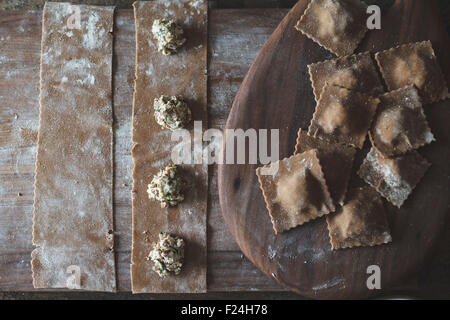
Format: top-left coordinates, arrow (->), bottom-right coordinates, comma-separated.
152,19 -> 186,55
153,95 -> 192,131
148,232 -> 184,279
147,164 -> 185,208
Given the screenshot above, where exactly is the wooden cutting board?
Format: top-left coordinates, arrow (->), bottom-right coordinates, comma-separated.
219,0 -> 450,299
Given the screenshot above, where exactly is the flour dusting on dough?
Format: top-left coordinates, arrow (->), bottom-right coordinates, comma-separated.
32,3 -> 116,292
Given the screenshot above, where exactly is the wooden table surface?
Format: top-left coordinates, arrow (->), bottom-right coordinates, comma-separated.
0,7 -> 448,299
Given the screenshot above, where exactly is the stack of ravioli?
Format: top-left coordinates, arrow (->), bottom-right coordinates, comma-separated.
256,0 -> 448,250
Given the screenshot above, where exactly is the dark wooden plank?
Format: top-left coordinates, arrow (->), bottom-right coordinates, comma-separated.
219,0 -> 450,299
0,8 -> 287,292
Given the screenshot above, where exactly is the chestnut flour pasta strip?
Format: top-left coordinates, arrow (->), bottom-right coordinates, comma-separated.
131,0 -> 208,293
32,2 -> 116,292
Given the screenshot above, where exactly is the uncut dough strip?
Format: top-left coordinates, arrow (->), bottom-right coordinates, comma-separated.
131,0 -> 208,293
32,2 -> 116,292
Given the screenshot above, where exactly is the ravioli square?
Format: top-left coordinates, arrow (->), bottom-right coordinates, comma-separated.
375,41 -> 448,105
327,186 -> 392,250
308,52 -> 385,102
256,150 -> 335,234
295,0 -> 368,57
295,129 -> 356,205
358,147 -> 431,208
369,86 -> 435,157
308,84 -> 380,149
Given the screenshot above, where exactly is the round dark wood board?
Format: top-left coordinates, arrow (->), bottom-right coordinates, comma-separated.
218,0 -> 450,299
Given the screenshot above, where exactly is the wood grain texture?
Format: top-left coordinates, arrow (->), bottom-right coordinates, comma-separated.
219,0 -> 450,299
0,8 -> 286,292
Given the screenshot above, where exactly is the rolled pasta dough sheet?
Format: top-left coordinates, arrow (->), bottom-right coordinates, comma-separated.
131,0 -> 208,293
32,2 -> 116,292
